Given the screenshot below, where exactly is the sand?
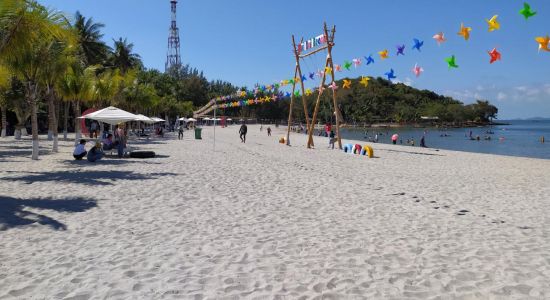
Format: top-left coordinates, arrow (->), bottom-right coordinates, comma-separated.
1,125 -> 550,299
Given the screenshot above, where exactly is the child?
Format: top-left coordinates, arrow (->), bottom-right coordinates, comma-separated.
73,139 -> 87,160
329,131 -> 336,149
87,142 -> 104,162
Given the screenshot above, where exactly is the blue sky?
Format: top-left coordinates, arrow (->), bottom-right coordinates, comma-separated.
41,0 -> 550,119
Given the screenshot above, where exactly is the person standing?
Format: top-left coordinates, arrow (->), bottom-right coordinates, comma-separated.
420,135 -> 426,147
329,131 -> 335,149
90,121 -> 98,138
178,124 -> 184,140
239,123 -> 248,143
116,124 -> 126,158
267,127 -> 271,136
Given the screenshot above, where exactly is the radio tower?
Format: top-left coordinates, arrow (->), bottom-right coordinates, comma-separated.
165,0 -> 181,72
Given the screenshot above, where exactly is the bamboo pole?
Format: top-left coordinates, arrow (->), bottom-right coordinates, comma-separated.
307,23 -> 335,148
292,36 -> 311,136
326,25 -> 342,149
306,56 -> 330,148
285,64 -> 299,146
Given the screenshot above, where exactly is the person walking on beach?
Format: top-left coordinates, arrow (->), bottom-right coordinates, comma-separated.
178,124 -> 184,140
329,130 -> 336,149
239,123 -> 248,143
267,127 -> 271,136
420,135 -> 426,147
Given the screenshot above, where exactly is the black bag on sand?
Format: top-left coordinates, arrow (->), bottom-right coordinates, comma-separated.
129,151 -> 156,159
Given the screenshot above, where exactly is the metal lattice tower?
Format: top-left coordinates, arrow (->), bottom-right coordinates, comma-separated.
165,0 -> 181,72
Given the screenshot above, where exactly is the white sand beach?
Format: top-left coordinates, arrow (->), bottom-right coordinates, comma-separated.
1,125 -> 550,299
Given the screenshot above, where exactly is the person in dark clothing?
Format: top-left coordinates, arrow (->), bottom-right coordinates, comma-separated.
420,136 -> 426,147
239,123 -> 248,143
267,127 -> 272,136
87,142 -> 104,162
329,131 -> 336,149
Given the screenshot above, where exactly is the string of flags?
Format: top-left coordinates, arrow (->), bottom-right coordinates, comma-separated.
201,2 -> 547,111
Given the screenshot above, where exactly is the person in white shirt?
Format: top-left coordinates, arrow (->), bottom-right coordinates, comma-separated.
73,139 -> 87,160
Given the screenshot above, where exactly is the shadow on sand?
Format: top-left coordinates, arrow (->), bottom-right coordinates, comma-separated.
0,196 -> 97,231
61,159 -> 163,167
2,170 -> 178,186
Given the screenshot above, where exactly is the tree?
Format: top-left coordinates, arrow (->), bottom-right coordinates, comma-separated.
73,11 -> 109,66
109,38 -> 142,73
59,63 -> 95,141
39,38 -> 74,151
0,64 -> 10,137
0,0 -> 69,159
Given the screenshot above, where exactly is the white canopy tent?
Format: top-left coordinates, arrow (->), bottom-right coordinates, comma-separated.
150,117 -> 165,123
187,118 -> 197,122
134,114 -> 156,124
79,106 -> 138,125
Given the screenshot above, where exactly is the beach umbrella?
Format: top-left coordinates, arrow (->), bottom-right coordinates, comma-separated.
150,117 -> 165,123
134,114 -> 156,124
187,118 -> 197,122
178,117 -> 188,121
79,106 -> 138,125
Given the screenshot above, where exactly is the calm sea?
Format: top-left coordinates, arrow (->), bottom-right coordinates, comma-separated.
340,120 -> 550,160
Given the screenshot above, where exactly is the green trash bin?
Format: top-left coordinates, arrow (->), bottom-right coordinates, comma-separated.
194,128 -> 202,139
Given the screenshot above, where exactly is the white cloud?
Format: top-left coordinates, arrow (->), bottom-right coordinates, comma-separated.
497,92 -> 507,101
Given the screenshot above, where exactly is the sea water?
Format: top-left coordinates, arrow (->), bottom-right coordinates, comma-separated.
339,120 -> 550,160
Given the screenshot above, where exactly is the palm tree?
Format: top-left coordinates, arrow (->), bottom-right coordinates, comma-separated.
91,68 -> 121,107
109,38 -> 142,73
73,11 -> 109,66
0,0 -> 70,159
0,64 -> 10,137
59,63 -> 95,141
39,38 -> 74,151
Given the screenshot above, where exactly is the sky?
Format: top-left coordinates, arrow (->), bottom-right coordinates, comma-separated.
40,0 -> 550,119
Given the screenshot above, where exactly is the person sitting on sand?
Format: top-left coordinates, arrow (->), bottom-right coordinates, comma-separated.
102,134 -> 114,150
73,139 -> 87,160
87,142 -> 104,162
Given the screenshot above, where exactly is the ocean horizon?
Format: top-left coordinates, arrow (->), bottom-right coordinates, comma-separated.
340,119 -> 550,160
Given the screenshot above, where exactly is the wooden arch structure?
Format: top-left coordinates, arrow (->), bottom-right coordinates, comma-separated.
286,22 -> 343,149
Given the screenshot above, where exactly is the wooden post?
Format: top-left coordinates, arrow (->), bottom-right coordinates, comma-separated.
286,64 -> 299,145
292,36 -> 310,132
306,55 -> 330,148
307,23 -> 338,148
326,25 -> 342,149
